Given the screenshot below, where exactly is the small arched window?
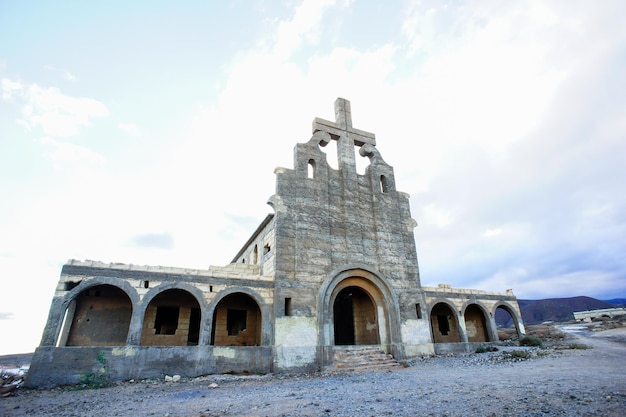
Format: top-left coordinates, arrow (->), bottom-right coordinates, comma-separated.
380,175 -> 389,193
307,159 -> 316,179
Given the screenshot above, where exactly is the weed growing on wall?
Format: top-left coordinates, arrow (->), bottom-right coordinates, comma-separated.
76,350 -> 109,390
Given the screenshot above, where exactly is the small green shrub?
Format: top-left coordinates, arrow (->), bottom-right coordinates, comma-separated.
76,350 -> 109,390
475,345 -> 498,353
519,335 -> 542,347
568,343 -> 590,350
507,350 -> 531,359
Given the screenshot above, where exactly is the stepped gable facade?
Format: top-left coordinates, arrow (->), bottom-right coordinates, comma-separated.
27,98 -> 525,388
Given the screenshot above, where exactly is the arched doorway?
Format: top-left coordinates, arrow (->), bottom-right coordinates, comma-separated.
333,286 -> 379,345
464,304 -> 490,342
494,304 -> 525,341
211,293 -> 262,346
430,302 -> 461,343
62,284 -> 132,346
140,289 -> 201,346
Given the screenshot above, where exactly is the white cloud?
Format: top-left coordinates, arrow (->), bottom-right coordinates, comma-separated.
3,78 -> 109,137
118,122 -> 142,138
273,0 -> 343,59
482,228 -> 502,238
23,84 -> 109,137
39,137 -> 106,167
43,65 -> 78,81
1,78 -> 23,100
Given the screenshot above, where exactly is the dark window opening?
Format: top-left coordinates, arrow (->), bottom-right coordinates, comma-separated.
380,175 -> 389,193
209,285 -> 213,293
415,303 -> 422,319
227,309 -> 247,336
155,306 -> 179,335
307,159 -> 316,179
285,298 -> 292,316
64,281 -> 80,291
437,315 -> 450,335
242,258 -> 245,263
143,280 -> 150,289
187,308 -> 201,345
253,245 -> 259,264
263,244 -> 271,255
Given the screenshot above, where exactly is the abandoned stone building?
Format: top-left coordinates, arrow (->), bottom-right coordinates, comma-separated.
26,98 -> 525,388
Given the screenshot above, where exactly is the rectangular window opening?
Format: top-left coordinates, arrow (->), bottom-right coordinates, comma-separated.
155,306 -> 179,335
227,309 -> 247,336
437,315 -> 450,336
285,298 -> 292,316
187,308 -> 201,345
143,280 -> 150,289
209,285 -> 213,293
415,303 -> 422,319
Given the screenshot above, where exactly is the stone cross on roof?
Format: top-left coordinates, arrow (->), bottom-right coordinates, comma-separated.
312,98 -> 376,147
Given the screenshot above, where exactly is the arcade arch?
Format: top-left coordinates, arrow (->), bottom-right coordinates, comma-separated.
430,302 -> 462,343
61,284 -> 132,347
140,289 -> 201,346
211,292 -> 262,346
464,304 -> 491,343
494,303 -> 525,340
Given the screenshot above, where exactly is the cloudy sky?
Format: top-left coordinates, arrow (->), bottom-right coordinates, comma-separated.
1,0 -> 625,355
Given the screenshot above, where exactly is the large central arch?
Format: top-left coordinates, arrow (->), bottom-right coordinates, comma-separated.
333,286 -> 379,345
319,267 -> 402,354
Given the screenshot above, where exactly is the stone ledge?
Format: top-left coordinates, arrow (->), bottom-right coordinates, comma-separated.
65,259 -> 269,281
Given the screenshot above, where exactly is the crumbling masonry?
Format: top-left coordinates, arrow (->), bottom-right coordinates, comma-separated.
26,98 -> 525,387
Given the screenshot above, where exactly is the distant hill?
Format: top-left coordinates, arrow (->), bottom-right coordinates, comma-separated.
605,298 -> 626,306
496,296 -> 618,326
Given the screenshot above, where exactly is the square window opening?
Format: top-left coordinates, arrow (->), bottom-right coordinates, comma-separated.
155,306 -> 179,335
227,309 -> 247,336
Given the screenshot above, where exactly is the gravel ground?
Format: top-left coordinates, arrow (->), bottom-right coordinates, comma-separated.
2,326 -> 625,417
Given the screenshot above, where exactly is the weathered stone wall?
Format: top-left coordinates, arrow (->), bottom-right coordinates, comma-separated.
26,346 -> 272,389
268,99 -> 428,366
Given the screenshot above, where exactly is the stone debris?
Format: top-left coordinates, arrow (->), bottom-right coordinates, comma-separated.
1,366 -> 28,397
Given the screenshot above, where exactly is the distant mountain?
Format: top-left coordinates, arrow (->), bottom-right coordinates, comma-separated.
496,296 -> 617,326
605,298 -> 626,306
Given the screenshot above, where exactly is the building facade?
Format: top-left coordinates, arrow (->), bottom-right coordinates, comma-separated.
26,98 -> 525,388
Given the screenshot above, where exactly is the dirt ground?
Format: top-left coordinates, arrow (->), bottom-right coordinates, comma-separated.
2,323 -> 625,417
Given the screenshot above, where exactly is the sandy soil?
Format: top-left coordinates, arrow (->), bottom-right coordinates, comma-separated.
1,326 -> 625,417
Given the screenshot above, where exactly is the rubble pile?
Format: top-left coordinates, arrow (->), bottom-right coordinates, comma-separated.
1,367 -> 27,397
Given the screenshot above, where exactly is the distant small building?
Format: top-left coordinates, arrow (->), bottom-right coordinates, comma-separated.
27,98 -> 525,388
573,308 -> 626,322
